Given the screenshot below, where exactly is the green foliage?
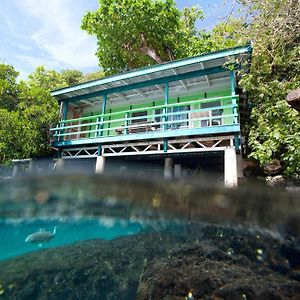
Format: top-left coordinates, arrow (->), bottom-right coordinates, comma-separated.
29,65 -> 105,89
0,63 -> 104,163
0,64 -> 20,111
237,0 -> 300,176
0,63 -> 59,163
28,65 -> 67,91
81,0 -> 248,75
0,109 -> 35,162
61,69 -> 84,86
81,70 -> 105,82
82,0 -> 182,74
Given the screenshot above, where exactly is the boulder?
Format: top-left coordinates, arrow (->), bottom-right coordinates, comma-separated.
263,159 -> 283,176
287,88 -> 300,112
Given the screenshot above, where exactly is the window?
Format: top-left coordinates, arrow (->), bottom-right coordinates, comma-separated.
200,101 -> 222,127
169,105 -> 189,129
131,111 -> 147,124
155,105 -> 189,130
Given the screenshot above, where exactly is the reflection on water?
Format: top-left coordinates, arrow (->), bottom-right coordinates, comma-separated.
0,174 -> 300,299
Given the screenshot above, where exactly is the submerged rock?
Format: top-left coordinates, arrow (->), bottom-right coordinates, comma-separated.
137,246 -> 300,300
137,258 -> 300,299
0,232 -> 180,300
1,224 -> 300,300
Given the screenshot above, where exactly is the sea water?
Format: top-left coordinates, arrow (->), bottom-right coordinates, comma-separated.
0,173 -> 300,300
0,218 -> 145,260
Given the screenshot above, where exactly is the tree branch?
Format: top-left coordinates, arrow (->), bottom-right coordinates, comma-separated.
140,33 -> 164,63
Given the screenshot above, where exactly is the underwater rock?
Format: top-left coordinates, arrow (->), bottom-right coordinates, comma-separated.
1,224 -> 300,300
137,225 -> 300,300
136,244 -> 300,300
0,232 -> 180,300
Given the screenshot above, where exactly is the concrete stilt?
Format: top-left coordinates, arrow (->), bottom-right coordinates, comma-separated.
224,148 -> 238,187
174,164 -> 182,179
95,156 -> 105,174
12,164 -> 19,177
236,154 -> 244,179
55,158 -> 64,171
28,159 -> 34,174
164,157 -> 173,180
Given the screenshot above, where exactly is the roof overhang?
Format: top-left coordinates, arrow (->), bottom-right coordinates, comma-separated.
51,44 -> 252,107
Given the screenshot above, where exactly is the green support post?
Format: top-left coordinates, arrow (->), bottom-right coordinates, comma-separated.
164,82 -> 169,131
164,139 -> 168,153
97,145 -> 102,156
125,112 -> 129,135
163,82 -> 169,152
107,109 -> 112,136
230,71 -> 237,124
60,100 -> 69,141
230,70 -> 239,152
100,94 -> 107,136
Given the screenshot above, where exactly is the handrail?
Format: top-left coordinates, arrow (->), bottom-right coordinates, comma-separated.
50,95 -> 240,140
51,104 -> 236,131
55,113 -> 238,137
52,94 -> 239,125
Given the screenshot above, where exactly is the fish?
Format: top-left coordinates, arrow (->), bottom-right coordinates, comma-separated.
25,227 -> 56,244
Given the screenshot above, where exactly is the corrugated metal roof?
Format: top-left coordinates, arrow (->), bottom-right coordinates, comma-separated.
51,44 -> 252,105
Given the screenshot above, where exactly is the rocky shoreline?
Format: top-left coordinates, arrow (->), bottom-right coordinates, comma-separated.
1,223 -> 300,300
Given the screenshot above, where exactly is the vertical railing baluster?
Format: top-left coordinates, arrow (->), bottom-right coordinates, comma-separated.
125,112 -> 129,135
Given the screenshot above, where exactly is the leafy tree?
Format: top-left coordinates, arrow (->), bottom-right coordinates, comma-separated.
82,70 -> 105,82
61,69 -> 84,86
28,65 -> 67,91
82,0 -> 183,74
0,63 -> 59,163
236,0 -> 300,176
81,0 -> 247,75
0,109 -> 35,162
0,64 -> 20,111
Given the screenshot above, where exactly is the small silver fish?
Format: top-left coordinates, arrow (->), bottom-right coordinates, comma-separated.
25,227 -> 56,243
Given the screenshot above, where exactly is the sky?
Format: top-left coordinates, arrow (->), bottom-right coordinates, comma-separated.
0,0 -> 236,80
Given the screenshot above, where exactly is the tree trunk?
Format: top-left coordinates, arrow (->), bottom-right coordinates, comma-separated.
140,33 -> 164,64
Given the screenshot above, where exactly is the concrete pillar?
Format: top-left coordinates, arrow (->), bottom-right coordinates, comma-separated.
95,156 -> 105,174
12,164 -> 19,177
224,148 -> 238,187
236,154 -> 244,179
174,164 -> 182,179
55,158 -> 64,171
164,157 -> 173,180
28,159 -> 34,174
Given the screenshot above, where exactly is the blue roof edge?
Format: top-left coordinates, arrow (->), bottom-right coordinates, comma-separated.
51,43 -> 252,97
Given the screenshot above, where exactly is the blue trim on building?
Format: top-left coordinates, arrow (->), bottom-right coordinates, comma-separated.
52,124 -> 240,148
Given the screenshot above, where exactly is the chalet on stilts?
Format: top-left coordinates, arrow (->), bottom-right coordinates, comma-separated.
50,45 -> 252,187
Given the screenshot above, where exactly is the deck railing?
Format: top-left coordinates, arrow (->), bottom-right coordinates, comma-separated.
50,95 -> 239,142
